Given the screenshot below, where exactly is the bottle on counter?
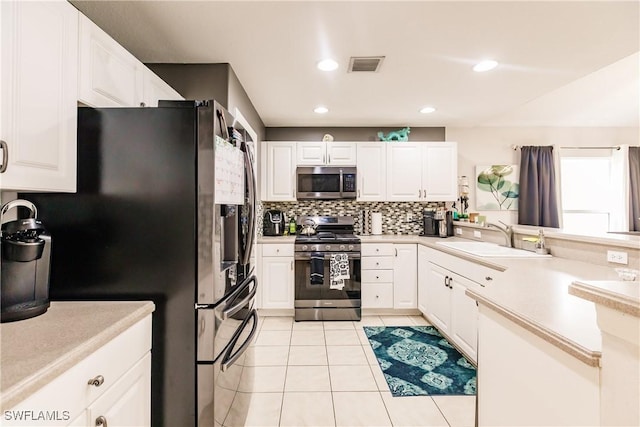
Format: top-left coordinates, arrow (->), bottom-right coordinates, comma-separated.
289,217 -> 297,235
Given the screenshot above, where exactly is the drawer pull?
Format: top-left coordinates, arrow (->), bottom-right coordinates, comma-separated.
95,416 -> 108,427
88,375 -> 105,387
485,276 -> 493,281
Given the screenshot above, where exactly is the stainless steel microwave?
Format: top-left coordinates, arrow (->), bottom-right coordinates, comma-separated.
296,166 -> 357,200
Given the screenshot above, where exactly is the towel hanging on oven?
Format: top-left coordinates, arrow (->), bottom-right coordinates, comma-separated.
329,253 -> 350,290
310,252 -> 324,285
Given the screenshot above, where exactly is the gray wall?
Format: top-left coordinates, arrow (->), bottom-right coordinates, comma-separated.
146,63 -> 266,143
265,127 -> 445,142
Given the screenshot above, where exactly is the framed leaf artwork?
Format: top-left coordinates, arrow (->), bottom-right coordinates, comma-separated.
475,165 -> 519,210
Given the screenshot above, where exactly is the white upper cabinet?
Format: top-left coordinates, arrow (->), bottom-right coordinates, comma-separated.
423,142 -> 458,201
1,0 -> 78,192
356,142 -> 386,201
78,14 -> 144,107
386,143 -> 423,201
142,68 -> 183,107
263,141 -> 296,201
296,141 -> 356,165
386,142 -> 457,202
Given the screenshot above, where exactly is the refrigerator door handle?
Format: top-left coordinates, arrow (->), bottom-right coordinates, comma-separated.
221,309 -> 258,372
222,275 -> 257,320
241,142 -> 257,266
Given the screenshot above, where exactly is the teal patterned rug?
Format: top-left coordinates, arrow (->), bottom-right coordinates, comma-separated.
364,326 -> 476,397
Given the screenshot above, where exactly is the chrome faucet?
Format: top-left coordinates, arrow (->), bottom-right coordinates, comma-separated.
486,221 -> 514,248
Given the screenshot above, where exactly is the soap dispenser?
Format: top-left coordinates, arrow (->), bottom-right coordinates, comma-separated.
535,230 -> 550,254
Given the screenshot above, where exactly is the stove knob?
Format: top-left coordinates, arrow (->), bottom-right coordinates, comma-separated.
348,245 -> 354,250
339,245 -> 346,250
312,245 -> 318,251
302,245 -> 308,251
325,245 -> 331,251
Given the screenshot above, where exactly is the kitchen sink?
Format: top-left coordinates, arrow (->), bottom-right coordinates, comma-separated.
435,241 -> 552,258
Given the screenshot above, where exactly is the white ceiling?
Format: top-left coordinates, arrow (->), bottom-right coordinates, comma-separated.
71,0 -> 639,128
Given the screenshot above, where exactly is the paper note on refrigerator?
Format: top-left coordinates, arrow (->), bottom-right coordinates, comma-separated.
215,135 -> 245,204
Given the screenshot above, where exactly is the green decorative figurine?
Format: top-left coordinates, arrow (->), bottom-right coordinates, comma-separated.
378,127 -> 410,142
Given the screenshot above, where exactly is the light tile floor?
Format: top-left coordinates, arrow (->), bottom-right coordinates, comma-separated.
222,315 -> 476,427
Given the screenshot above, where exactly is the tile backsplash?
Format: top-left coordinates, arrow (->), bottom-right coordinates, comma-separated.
259,200 -> 444,236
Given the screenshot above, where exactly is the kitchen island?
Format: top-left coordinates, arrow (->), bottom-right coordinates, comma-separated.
0,301 -> 154,423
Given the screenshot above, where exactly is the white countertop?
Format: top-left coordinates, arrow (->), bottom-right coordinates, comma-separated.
569,280 -> 640,317
0,301 -> 155,410
256,233 -> 634,365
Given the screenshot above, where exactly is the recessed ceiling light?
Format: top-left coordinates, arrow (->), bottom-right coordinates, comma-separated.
473,60 -> 498,72
314,106 -> 329,114
419,106 -> 436,114
317,59 -> 339,71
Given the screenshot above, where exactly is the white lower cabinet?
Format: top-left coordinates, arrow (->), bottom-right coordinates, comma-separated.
259,243 -> 294,309
418,246 -> 497,363
392,244 -> 417,309
86,353 -> 151,427
7,315 -> 152,426
361,243 -> 417,310
361,244 -> 395,309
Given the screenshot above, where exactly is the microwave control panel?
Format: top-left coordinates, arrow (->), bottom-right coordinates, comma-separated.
344,174 -> 356,192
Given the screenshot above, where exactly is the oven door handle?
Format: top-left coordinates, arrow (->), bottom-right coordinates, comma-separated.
339,169 -> 344,198
222,275 -> 257,320
221,309 -> 258,371
295,253 -> 361,261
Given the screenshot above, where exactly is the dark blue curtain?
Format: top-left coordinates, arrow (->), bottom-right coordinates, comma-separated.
518,146 -> 560,228
629,146 -> 640,232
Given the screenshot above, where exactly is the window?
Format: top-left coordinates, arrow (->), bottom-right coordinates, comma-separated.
560,155 -> 612,234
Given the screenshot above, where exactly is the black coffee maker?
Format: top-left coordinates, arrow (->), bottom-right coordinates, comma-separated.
421,210 -> 439,236
263,209 -> 285,236
1,199 -> 51,322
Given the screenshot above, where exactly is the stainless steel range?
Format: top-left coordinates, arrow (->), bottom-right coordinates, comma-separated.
294,216 -> 361,321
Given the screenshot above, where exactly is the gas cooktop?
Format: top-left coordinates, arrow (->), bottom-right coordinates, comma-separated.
294,216 -> 360,251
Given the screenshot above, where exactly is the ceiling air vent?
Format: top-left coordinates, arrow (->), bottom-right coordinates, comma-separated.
348,56 -> 385,73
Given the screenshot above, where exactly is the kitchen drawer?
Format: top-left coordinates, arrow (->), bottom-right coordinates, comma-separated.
362,283 -> 394,308
261,243 -> 294,257
362,256 -> 394,270
361,244 -> 395,257
362,269 -> 394,283
10,315 -> 152,424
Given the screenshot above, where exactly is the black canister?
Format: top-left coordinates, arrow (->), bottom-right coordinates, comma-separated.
446,211 -> 454,236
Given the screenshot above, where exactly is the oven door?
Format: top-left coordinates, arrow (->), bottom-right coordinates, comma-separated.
294,252 -> 361,307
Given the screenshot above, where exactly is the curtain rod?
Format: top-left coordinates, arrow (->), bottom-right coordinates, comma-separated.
511,145 -> 621,151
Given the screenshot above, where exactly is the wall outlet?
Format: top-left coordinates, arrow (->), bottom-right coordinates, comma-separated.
607,250 -> 628,265
406,212 -> 413,221
456,228 -> 463,235
473,230 -> 482,238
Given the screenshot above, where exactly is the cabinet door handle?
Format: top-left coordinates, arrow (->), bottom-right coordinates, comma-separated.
395,248 -> 398,257
444,276 -> 449,287
291,261 -> 293,270
448,277 -> 453,288
358,189 -> 361,198
95,416 -> 108,427
139,102 -> 146,107
328,154 -> 330,163
418,189 -> 421,198
88,375 -> 105,387
485,276 -> 493,281
0,140 -> 8,173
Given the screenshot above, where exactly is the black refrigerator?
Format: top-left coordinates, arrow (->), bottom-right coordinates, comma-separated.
23,100 -> 258,427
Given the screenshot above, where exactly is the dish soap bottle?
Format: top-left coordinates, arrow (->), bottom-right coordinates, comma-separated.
289,217 -> 297,235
